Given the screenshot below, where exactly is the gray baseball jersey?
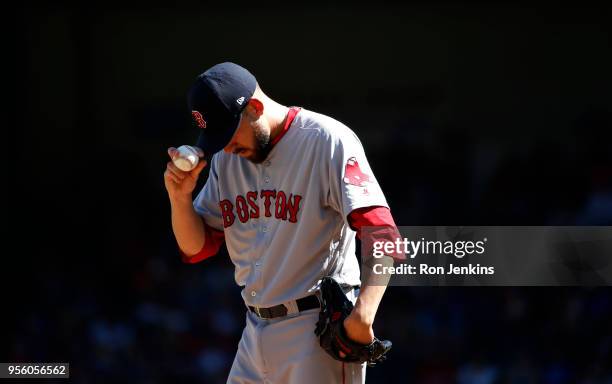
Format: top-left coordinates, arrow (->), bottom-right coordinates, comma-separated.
193,108 -> 388,307
192,108 -> 388,383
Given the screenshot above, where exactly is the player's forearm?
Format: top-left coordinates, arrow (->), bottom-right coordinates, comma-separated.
353,283 -> 387,326
353,255 -> 394,325
170,195 -> 206,256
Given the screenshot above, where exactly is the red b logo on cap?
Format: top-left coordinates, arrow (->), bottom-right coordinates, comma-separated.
191,110 -> 207,129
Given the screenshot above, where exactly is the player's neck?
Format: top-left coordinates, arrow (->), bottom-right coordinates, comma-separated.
268,103 -> 290,142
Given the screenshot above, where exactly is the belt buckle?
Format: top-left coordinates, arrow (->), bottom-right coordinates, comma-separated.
254,306 -> 262,318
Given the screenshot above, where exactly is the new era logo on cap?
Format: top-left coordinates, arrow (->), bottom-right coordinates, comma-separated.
236,96 -> 245,105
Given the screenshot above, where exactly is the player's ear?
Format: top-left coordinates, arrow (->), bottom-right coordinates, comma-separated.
246,98 -> 264,118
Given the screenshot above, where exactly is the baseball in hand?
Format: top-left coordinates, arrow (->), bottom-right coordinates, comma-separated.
172,145 -> 203,171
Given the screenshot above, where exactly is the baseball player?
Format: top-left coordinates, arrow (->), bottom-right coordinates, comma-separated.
164,62 -> 398,383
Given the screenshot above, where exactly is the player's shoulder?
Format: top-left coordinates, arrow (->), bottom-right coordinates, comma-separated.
294,108 -> 360,144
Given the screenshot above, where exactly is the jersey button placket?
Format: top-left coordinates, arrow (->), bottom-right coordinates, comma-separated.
260,164 -> 270,235
253,163 -> 268,305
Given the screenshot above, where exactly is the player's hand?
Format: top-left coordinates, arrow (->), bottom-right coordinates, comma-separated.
164,147 -> 207,201
341,311 -> 375,357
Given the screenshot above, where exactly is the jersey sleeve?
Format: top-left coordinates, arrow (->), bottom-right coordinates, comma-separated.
192,154 -> 224,231
348,206 -> 405,261
327,128 -> 389,220
180,222 -> 225,264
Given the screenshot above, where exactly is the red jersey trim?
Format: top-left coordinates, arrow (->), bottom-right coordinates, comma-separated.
347,206 -> 396,235
348,206 -> 405,260
270,107 -> 301,147
181,221 -> 225,264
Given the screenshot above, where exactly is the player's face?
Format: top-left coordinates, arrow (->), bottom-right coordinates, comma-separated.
223,113 -> 271,164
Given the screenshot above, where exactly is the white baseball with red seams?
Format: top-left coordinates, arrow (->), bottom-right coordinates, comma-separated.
173,145 -> 201,171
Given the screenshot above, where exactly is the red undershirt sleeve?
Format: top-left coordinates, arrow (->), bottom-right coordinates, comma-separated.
348,206 -> 397,236
348,206 -> 404,260
180,221 -> 225,264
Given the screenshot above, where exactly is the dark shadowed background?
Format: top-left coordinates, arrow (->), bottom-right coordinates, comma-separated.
9,2 -> 612,383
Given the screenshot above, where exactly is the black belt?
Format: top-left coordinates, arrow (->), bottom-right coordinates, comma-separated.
248,294 -> 320,319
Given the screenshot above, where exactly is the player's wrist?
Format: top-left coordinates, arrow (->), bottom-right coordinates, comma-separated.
350,304 -> 376,327
169,193 -> 194,206
344,312 -> 375,345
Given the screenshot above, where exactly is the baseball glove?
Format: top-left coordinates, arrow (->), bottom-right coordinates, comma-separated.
314,277 -> 392,366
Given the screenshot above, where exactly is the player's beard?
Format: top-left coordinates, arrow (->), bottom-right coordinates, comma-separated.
248,123 -> 272,164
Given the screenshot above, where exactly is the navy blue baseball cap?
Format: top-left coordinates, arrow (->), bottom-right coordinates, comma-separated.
187,62 -> 257,154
